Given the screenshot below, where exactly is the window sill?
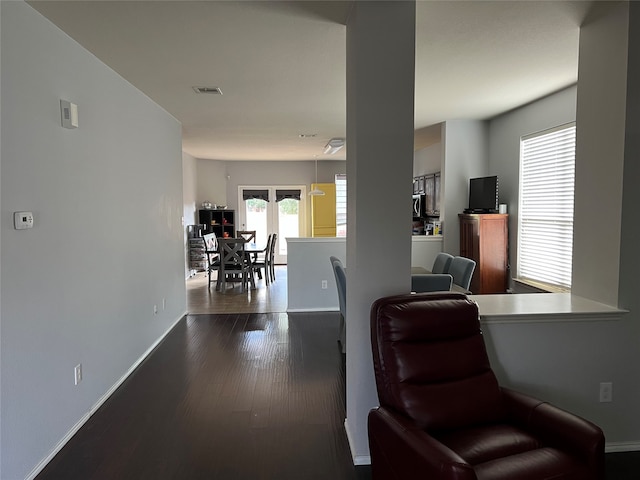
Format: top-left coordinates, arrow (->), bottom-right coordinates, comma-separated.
512,277 -> 569,294
469,292 -> 627,324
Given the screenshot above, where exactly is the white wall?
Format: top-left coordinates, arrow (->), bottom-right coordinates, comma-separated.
483,3 -> 640,449
441,119 -> 489,255
196,158 -> 227,209
287,238 -> 346,311
413,142 -> 442,176
489,86 -> 577,287
572,2 -> 628,306
1,3 -> 186,479
345,2 -> 415,464
183,152 -> 198,277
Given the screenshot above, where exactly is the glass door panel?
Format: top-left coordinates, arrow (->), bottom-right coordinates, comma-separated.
276,198 -> 299,261
238,186 -> 306,265
244,198 -> 268,246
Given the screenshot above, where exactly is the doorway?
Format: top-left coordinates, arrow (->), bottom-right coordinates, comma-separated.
237,186 -> 307,264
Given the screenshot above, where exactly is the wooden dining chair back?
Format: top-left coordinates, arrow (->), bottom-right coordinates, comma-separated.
267,233 -> 277,282
216,237 -> 255,293
251,233 -> 272,285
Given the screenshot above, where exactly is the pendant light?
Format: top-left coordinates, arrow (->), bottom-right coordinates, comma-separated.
309,158 -> 325,196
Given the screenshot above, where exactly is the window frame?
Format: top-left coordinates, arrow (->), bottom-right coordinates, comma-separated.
517,122 -> 576,292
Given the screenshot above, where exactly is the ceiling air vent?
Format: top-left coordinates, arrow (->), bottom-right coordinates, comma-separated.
192,86 -> 223,95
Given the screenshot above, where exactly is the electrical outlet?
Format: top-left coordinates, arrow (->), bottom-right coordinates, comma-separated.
321,280 -> 328,289
599,382 -> 613,402
153,304 -> 158,315
74,364 -> 82,385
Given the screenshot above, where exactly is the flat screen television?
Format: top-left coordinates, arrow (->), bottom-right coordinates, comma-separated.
467,176 -> 498,213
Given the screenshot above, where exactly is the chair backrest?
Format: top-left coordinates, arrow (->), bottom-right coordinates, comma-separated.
236,230 -> 256,243
410,273 -> 453,293
203,233 -> 217,252
268,233 -> 277,260
329,256 -> 346,318
431,252 -> 454,274
448,256 -> 476,290
370,292 -> 503,431
217,238 -> 249,270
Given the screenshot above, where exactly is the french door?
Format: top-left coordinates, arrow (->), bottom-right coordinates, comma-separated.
237,186 -> 307,264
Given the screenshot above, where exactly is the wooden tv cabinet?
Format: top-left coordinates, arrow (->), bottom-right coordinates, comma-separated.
458,213 -> 508,294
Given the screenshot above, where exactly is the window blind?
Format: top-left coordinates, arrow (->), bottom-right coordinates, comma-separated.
518,123 -> 576,290
335,174 -> 347,237
275,189 -> 301,202
242,189 -> 269,201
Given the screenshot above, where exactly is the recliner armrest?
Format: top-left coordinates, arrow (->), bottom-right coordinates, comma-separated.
368,407 -> 478,480
501,387 -> 605,475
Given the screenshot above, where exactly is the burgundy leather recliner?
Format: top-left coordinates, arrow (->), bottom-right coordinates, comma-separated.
368,292 -> 605,480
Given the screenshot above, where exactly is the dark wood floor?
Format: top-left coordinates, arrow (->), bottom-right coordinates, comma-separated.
35,269 -> 640,479
37,312 -> 366,480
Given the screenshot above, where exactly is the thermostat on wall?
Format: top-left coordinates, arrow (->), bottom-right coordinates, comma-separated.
14,212 -> 34,230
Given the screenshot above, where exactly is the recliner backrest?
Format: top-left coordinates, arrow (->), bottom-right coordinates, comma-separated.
370,292 -> 503,431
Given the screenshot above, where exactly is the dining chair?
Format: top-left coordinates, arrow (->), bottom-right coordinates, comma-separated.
329,256 -> 347,354
237,230 -> 258,263
216,237 -> 255,293
267,233 -> 277,282
236,230 -> 257,242
251,233 -> 272,285
431,252 -> 454,274
202,233 -> 219,288
410,273 -> 453,293
448,256 -> 476,291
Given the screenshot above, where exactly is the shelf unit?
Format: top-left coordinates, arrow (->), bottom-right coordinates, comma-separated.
199,209 -> 235,238
188,237 -> 207,272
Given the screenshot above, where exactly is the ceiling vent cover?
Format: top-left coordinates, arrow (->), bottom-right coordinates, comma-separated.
192,86 -> 223,95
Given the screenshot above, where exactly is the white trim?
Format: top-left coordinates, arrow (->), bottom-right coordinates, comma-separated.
344,418 -> 371,465
469,293 -> 627,325
605,441 -> 640,453
353,455 -> 372,466
286,307 -> 340,313
24,312 -> 187,480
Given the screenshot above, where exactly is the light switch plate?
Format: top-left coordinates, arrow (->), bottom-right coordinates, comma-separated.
14,212 -> 34,230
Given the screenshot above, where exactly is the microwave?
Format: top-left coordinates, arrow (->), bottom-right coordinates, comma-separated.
412,194 -> 425,218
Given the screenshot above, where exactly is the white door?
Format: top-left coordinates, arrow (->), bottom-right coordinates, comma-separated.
237,186 -> 307,264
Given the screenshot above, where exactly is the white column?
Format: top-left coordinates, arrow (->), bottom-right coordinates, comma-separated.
345,1 -> 415,463
573,2 -> 629,305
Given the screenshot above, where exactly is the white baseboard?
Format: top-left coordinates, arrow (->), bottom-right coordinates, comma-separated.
24,312 -> 187,480
605,441 -> 640,453
344,418 -> 371,466
287,307 -> 340,313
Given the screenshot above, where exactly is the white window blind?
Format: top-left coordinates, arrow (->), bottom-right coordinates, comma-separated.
518,123 -> 576,290
335,174 -> 347,237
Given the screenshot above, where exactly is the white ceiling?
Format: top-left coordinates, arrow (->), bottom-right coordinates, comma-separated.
28,0 -> 594,161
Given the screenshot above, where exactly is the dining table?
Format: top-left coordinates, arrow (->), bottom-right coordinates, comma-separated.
411,266 -> 471,294
243,242 -> 268,280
